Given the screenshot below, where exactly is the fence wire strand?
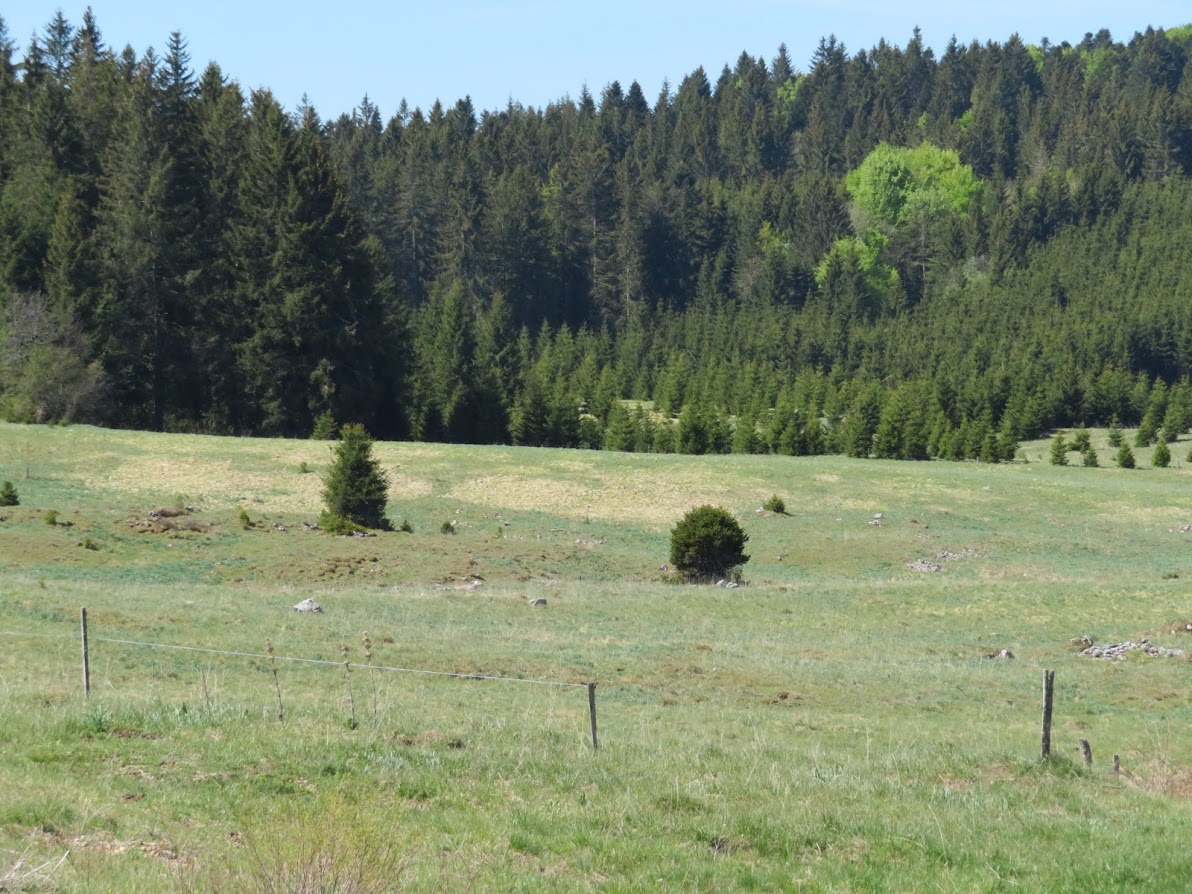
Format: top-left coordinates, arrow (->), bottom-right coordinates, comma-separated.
82,635 -> 589,688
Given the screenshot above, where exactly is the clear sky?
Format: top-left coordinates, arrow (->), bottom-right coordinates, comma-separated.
5,2 -> 1189,121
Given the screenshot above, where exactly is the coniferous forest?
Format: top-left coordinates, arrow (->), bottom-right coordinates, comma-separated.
4,11 -> 1192,461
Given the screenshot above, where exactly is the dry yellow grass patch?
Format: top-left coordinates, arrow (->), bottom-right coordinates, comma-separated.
447,466 -> 741,525
57,434 -> 434,513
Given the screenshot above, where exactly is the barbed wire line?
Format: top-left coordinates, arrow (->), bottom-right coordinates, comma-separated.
88,635 -> 588,688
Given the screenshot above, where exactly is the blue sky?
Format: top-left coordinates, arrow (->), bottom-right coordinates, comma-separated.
5,2 -> 1189,121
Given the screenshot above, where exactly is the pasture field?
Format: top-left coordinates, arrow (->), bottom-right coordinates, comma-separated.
1,421 -> 1192,892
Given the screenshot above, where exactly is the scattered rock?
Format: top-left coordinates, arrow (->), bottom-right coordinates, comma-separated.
432,575 -> 484,592
868,519 -> 883,527
528,597 -> 548,607
300,521 -> 320,531
906,560 -> 943,572
1083,639 -> 1184,660
273,524 -> 287,532
716,579 -> 727,587
935,550 -> 962,560
726,581 -> 740,589
874,513 -> 884,520
292,598 -> 323,613
986,649 -> 1015,660
1169,621 -> 1192,634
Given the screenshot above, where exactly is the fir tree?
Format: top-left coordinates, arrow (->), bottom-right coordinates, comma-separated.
1152,434 -> 1171,468
1107,416 -> 1124,448
1049,432 -> 1069,466
321,423 -> 390,530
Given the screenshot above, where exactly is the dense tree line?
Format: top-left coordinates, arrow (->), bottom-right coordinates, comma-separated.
3,12 -> 1192,460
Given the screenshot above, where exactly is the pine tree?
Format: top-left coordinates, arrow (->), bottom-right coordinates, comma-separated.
1049,432 -> 1069,465
1152,433 -> 1171,468
1115,443 -> 1136,469
1135,410 -> 1159,447
321,423 -> 390,530
603,401 -> 635,452
1082,446 -> 1099,467
1107,416 -> 1124,447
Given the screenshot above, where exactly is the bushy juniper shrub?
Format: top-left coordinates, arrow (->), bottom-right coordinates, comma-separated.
669,505 -> 749,582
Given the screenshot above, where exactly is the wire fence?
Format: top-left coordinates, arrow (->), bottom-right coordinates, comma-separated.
0,609 -> 601,748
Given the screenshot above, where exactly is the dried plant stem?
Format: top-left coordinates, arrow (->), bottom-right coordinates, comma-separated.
265,638 -> 283,723
200,666 -> 212,714
363,632 -> 377,721
342,643 -> 357,731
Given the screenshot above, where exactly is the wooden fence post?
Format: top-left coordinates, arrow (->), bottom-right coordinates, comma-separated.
80,608 -> 91,700
587,682 -> 598,750
1041,669 -> 1055,759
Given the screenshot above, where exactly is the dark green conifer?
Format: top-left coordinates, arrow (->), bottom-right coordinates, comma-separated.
321,423 -> 390,530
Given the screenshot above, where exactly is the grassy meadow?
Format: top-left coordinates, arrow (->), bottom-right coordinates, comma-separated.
2,421 -> 1192,892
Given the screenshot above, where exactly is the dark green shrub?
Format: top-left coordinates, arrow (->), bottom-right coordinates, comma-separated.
322,424 -> 390,531
762,495 -> 786,514
1082,446 -> 1099,467
1070,428 -> 1091,453
0,481 -> 18,506
43,509 -> 59,526
440,520 -> 457,535
238,508 -> 251,530
669,505 -> 749,582
398,519 -> 413,533
319,511 -> 365,536
1115,444 -> 1136,469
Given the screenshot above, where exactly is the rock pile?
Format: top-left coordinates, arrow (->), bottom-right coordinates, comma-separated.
906,559 -> 943,572
1082,638 -> 1184,660
292,598 -> 323,613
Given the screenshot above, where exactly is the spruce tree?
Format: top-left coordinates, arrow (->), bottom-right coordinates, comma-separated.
1152,434 -> 1171,468
1107,416 -> 1124,448
321,423 -> 390,530
1115,443 -> 1136,469
1135,410 -> 1159,447
1049,433 -> 1069,466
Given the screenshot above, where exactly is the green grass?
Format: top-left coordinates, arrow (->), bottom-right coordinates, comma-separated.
2,422 -> 1192,892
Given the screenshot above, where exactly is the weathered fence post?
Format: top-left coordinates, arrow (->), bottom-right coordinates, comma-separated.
1113,754 -> 1121,777
1041,669 -> 1055,759
1080,738 -> 1093,766
80,608 -> 91,700
587,682 -> 598,750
